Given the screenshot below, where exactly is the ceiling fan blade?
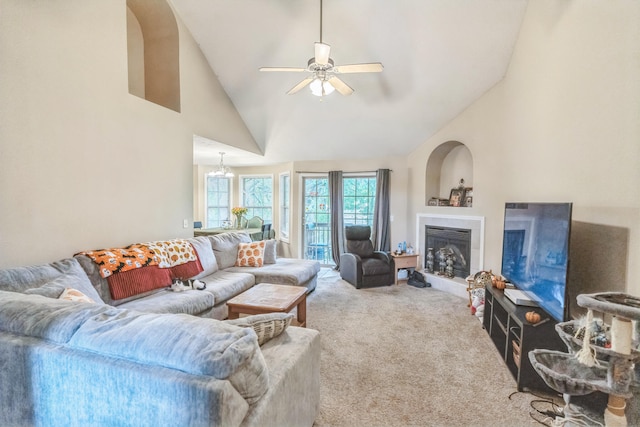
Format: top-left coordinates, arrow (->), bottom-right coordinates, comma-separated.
314,42 -> 331,65
327,76 -> 354,96
333,62 -> 384,74
259,67 -> 307,72
287,77 -> 314,95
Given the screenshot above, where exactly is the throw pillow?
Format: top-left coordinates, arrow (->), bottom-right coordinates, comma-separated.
225,313 -> 293,346
263,239 -> 277,264
59,288 -> 95,303
235,241 -> 266,267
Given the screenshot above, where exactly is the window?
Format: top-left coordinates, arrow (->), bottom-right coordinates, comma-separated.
279,173 -> 290,241
205,176 -> 231,228
301,174 -> 376,265
343,176 -> 376,226
240,175 -> 273,222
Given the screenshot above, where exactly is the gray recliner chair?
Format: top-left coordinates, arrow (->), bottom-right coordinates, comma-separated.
340,225 -> 394,289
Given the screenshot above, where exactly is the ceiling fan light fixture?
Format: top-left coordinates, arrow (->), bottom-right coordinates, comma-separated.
259,0 -> 382,96
310,78 -> 335,97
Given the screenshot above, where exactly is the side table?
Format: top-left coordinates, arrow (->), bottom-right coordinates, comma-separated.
390,253 -> 419,285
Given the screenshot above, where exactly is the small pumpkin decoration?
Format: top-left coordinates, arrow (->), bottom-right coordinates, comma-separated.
526,311 -> 541,324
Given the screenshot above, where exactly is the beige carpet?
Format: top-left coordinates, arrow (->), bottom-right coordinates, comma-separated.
306,268 -> 557,427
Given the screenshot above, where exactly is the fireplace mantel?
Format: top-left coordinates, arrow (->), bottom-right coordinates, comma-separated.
415,214 -> 485,298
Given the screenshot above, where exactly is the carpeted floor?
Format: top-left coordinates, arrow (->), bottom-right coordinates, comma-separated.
306,268 -> 562,427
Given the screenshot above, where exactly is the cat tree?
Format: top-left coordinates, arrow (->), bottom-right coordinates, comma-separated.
529,292 -> 640,426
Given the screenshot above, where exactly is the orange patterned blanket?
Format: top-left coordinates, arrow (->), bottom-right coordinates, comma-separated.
144,239 -> 198,268
77,239 -> 198,279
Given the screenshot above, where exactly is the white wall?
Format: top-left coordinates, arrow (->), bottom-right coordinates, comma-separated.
0,0 -> 258,268
408,0 -> 640,295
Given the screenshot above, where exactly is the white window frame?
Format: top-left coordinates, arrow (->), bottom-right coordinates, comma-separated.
342,172 -> 377,227
279,172 -> 291,242
239,174 -> 274,223
204,175 -> 232,228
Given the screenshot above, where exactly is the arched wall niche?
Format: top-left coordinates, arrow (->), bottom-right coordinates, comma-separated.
127,0 -> 180,112
424,141 -> 474,206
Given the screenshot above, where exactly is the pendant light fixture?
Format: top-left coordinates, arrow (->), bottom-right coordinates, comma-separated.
209,152 -> 234,177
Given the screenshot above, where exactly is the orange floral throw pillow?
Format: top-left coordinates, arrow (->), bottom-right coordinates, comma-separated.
235,241 -> 266,267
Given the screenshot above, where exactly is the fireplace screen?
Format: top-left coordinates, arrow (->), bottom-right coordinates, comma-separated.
425,226 -> 471,278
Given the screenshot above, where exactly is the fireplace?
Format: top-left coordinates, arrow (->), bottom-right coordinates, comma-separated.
425,226 -> 471,279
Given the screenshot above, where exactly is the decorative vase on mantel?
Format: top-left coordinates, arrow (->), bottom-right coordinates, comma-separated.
426,248 -> 435,273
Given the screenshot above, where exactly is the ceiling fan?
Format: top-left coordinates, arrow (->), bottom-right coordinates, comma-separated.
259,0 -> 383,97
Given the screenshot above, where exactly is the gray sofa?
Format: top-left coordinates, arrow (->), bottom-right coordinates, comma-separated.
0,232 -> 321,426
76,232 -> 320,320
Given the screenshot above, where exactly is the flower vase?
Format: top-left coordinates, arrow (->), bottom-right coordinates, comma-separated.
234,214 -> 244,229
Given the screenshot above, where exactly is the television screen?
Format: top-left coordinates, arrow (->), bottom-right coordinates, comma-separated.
501,202 -> 573,322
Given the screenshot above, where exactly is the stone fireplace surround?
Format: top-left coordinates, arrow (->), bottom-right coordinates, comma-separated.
415,214 -> 485,299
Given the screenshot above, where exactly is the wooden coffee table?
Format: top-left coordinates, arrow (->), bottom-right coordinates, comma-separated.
227,283 -> 307,327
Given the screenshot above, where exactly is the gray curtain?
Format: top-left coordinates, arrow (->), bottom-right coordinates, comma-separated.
372,168 -> 391,252
328,171 -> 344,269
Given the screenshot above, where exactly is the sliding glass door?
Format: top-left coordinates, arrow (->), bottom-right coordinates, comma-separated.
302,177 -> 332,265
301,174 -> 376,266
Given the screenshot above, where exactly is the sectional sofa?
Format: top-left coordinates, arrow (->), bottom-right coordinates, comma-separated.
0,232 -> 321,427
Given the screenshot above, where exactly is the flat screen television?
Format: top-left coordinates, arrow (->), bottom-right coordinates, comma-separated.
501,202 -> 573,322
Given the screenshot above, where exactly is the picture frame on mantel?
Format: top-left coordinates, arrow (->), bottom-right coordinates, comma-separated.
449,188 -> 465,207
464,187 -> 473,207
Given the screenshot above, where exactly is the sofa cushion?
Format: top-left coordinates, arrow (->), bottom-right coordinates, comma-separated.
225,313 -> 293,346
0,262 -> 59,292
17,258 -> 104,304
209,232 -> 252,270
106,265 -> 173,300
117,288 -> 215,316
188,236 -> 218,278
263,240 -> 277,265
197,270 -> 255,304
0,290 -> 111,343
74,254 -> 114,304
68,309 -> 269,403
236,241 -> 266,267
225,258 -> 320,288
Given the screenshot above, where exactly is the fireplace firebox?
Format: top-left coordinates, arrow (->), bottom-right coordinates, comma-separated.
425,226 -> 471,279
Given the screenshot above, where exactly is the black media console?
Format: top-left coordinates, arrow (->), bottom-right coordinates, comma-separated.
482,285 -> 565,392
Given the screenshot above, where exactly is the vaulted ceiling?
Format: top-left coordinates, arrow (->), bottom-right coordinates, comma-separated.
171,0 -> 529,167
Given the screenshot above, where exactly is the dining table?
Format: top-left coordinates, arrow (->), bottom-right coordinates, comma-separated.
193,227 -> 262,237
